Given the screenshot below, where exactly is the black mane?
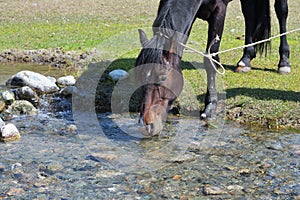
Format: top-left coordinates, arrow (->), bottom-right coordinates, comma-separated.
135,35 -> 165,66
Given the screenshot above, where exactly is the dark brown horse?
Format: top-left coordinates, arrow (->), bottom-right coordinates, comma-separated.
135,0 -> 290,136
135,0 -> 230,135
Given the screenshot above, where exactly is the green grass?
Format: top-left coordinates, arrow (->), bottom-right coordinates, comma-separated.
0,18 -> 140,51
0,0 -> 157,51
0,0 -> 299,128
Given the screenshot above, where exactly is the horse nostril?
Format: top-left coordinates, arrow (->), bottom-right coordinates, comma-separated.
146,123 -> 154,134
159,75 -> 168,83
138,116 -> 144,125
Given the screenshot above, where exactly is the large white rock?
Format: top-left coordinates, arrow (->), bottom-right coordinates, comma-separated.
6,70 -> 59,94
57,75 -> 76,87
108,69 -> 128,81
0,123 -> 20,142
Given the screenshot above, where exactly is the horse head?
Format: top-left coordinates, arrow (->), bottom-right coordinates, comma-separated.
135,29 -> 183,136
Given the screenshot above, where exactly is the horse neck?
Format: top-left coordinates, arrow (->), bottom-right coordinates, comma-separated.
153,0 -> 203,39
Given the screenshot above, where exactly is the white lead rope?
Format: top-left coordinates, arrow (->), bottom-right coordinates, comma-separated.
178,35 -> 226,75
211,28 -> 300,57
158,27 -> 300,75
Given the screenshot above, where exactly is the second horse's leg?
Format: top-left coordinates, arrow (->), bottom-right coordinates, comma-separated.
275,0 -> 291,74
236,0 -> 256,73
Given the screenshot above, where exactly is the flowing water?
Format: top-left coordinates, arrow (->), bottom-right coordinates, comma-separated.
0,64 -> 299,199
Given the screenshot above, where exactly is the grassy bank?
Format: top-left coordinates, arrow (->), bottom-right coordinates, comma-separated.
0,0 -> 299,129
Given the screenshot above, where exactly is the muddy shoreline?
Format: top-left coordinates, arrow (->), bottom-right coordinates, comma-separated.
0,48 -> 99,69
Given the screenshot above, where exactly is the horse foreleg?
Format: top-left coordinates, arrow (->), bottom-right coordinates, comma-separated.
201,56 -> 217,119
201,1 -> 228,119
275,0 -> 291,74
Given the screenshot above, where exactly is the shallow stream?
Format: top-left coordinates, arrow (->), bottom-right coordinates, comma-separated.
0,64 -> 299,199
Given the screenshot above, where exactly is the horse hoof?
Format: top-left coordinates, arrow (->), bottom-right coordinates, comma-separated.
278,66 -> 291,74
235,65 -> 251,73
200,112 -> 207,119
200,110 -> 216,120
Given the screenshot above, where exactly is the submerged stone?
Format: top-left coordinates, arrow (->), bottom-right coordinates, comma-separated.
203,185 -> 227,195
5,187 -> 25,196
0,123 -> 20,142
0,163 -> 5,172
6,70 -> 59,94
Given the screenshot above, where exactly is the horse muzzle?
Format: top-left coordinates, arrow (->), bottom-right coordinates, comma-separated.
139,112 -> 164,136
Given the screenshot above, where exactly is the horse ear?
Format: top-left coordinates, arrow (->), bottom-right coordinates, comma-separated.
138,29 -> 149,48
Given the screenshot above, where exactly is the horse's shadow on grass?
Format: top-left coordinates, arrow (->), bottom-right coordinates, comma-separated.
221,64 -> 299,101
224,87 -> 300,102
91,59 -> 298,142
93,58 -> 299,110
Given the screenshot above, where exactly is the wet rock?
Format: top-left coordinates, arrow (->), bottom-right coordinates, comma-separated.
227,185 -> 244,194
0,91 -> 15,105
203,185 -> 227,195
172,174 -> 181,180
6,70 -> 59,94
266,168 -> 279,178
170,154 -> 195,163
179,196 -> 190,200
66,124 -> 77,133
14,86 -> 39,107
46,162 -> 64,173
0,123 -> 20,142
95,170 -> 125,178
291,144 -> 300,156
57,124 -> 78,135
60,86 -> 77,96
109,69 -> 129,81
0,163 -> 5,172
238,168 -> 251,175
47,76 -> 57,84
5,187 -> 25,196
3,100 -> 38,119
11,163 -> 22,171
0,99 -> 5,112
267,142 -> 284,151
0,118 -> 5,128
57,75 -> 76,87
